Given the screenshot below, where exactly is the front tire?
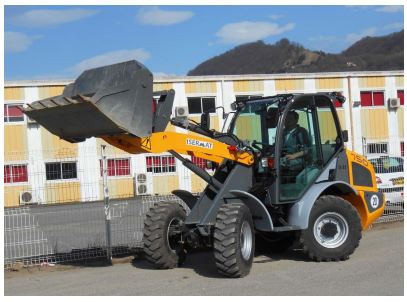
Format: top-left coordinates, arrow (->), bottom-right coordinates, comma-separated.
143,201 -> 186,269
213,203 -> 255,278
300,195 -> 362,262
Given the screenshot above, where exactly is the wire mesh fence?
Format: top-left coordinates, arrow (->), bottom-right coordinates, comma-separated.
4,195 -> 189,268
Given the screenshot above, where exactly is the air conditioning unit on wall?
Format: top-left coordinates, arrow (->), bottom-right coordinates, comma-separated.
175,106 -> 189,118
19,191 -> 39,205
388,98 -> 400,109
134,173 -> 153,196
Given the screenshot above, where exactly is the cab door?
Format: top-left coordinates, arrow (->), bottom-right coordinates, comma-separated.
275,95 -> 343,203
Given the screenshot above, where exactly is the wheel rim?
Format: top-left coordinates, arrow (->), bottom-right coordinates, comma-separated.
167,217 -> 182,252
240,221 -> 253,260
313,212 -> 349,249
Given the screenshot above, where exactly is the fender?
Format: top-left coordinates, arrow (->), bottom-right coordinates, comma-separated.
229,190 -> 274,231
288,181 -> 358,229
172,190 -> 197,210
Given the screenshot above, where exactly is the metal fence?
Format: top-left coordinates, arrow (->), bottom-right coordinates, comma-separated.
4,195 -> 189,268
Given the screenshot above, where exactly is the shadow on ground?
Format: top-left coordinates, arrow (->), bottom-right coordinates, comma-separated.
131,247 -> 310,279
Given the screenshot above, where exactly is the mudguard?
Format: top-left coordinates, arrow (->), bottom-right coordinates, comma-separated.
287,181 -> 358,229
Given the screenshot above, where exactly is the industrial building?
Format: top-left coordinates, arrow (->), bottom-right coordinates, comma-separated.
4,71 -> 404,207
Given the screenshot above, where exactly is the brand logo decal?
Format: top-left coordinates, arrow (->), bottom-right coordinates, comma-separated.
186,139 -> 213,149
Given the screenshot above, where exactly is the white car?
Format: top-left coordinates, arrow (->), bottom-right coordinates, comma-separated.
367,154 -> 404,208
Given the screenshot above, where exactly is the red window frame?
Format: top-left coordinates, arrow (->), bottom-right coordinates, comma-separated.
397,90 -> 404,106
146,155 -> 176,174
360,91 -> 385,107
100,158 -> 130,177
4,104 -> 24,122
4,164 -> 28,183
191,156 -> 207,170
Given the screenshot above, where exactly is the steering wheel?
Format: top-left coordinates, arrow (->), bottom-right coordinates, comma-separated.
252,140 -> 274,156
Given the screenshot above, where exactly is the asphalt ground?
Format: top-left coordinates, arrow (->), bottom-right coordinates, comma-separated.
5,221 -> 404,296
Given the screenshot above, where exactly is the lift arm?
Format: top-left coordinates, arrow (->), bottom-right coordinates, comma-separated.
101,131 -> 254,166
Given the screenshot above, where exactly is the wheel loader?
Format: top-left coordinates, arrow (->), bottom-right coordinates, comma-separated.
22,60 -> 385,278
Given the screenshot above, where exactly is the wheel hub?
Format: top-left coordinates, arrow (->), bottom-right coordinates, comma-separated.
240,221 -> 253,260
167,217 -> 183,252
313,212 -> 349,249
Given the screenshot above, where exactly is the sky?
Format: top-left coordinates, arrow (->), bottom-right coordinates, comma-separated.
4,5 -> 405,80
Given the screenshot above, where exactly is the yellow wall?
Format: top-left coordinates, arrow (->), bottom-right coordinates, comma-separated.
395,76 -> 404,88
45,182 -> 81,204
360,109 -> 389,139
4,125 -> 28,161
316,78 -> 343,90
38,86 -> 65,99
185,81 -> 217,94
336,110 -> 346,130
41,129 -> 78,159
153,82 -> 173,91
188,115 -> 220,132
358,77 -> 385,89
275,79 -> 304,91
4,185 -> 31,207
397,107 -> 404,139
152,175 -> 179,195
99,178 -> 134,199
233,80 -> 264,93
4,87 -> 25,101
191,174 -> 207,193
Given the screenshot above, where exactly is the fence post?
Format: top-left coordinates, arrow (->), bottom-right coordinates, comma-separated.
101,145 -> 112,264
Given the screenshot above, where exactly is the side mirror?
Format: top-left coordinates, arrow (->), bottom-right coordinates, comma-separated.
201,112 -> 210,131
230,103 -> 237,111
342,130 -> 349,142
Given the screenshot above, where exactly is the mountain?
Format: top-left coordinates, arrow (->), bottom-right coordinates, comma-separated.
187,30 -> 404,75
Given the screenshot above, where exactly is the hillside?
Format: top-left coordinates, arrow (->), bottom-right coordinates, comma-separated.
187,30 -> 404,75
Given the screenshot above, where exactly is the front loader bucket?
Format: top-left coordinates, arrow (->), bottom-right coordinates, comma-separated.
22,60 -> 157,143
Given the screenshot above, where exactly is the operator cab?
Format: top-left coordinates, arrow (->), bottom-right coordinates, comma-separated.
229,93 -> 346,204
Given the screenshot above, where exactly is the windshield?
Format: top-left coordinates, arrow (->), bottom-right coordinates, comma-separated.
370,156 -> 404,174
231,99 -> 280,149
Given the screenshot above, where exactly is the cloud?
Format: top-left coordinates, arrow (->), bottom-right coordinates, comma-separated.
384,22 -> 404,30
9,8 -> 98,27
71,49 -> 151,74
216,21 -> 295,44
345,27 -> 378,44
136,6 -> 194,25
5,31 -> 39,53
375,6 -> 403,13
269,14 -> 284,20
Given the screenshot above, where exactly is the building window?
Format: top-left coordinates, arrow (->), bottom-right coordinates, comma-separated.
99,158 -> 130,177
146,155 -> 176,173
4,164 -> 28,183
235,95 -> 262,102
360,91 -> 384,107
46,162 -> 77,180
397,90 -> 404,106
4,104 -> 24,122
366,142 -> 388,154
191,156 -> 207,170
187,97 -> 216,114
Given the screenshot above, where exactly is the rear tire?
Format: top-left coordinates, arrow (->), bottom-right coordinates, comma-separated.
300,195 -> 362,262
143,201 -> 186,269
213,203 -> 255,278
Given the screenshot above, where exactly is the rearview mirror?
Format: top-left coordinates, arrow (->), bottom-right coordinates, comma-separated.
342,130 -> 348,142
